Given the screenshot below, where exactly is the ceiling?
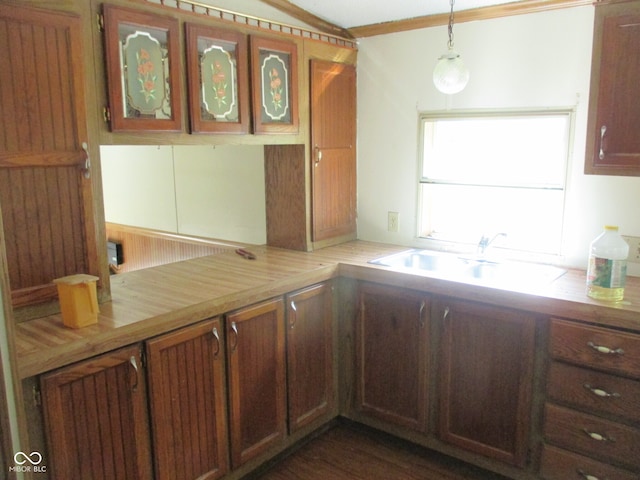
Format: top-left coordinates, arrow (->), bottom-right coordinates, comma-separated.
193,0 -> 588,38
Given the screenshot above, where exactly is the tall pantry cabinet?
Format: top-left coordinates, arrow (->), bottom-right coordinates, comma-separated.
0,4 -> 106,316
265,54 -> 357,251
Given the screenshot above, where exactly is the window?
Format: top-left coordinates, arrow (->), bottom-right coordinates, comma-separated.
418,110 -> 572,257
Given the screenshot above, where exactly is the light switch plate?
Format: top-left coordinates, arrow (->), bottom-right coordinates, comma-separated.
622,235 -> 640,263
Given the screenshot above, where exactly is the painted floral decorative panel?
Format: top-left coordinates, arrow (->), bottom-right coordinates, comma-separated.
250,37 -> 299,134
186,24 -> 249,134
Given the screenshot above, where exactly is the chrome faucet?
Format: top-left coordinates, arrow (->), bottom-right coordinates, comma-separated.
477,233 -> 507,255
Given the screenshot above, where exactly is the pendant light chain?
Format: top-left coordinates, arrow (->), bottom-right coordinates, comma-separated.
447,0 -> 455,49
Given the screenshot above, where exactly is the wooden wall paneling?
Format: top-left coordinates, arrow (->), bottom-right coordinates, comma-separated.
265,144 -> 310,251
0,203 -> 29,480
105,223 -> 233,273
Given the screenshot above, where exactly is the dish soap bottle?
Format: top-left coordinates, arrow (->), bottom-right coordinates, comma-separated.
586,225 -> 629,301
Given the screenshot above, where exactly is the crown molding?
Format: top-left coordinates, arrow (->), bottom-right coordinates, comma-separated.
348,0 -> 593,38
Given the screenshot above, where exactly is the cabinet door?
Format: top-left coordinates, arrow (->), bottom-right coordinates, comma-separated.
0,5 -> 101,309
585,1 -> 640,175
146,318 -> 228,480
438,299 -> 536,467
356,283 -> 430,432
310,60 -> 356,242
227,298 -> 286,468
40,345 -> 152,479
286,282 -> 334,433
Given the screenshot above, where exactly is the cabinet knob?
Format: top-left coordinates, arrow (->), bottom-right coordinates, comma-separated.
314,145 -> 322,166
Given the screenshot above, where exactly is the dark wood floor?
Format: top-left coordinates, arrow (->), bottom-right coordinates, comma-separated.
253,423 -> 510,480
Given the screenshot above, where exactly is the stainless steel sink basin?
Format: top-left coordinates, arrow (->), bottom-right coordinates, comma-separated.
369,249 -> 566,288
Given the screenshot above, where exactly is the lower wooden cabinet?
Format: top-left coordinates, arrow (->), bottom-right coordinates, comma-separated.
226,297 -> 287,468
146,317 -> 228,480
40,344 -> 153,479
286,283 -> 334,433
356,282 -> 430,432
437,298 -> 536,467
38,283 -> 337,479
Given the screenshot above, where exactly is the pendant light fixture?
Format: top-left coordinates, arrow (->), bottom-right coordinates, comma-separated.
433,0 -> 469,94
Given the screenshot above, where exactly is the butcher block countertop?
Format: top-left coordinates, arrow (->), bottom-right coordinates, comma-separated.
14,241 -> 640,379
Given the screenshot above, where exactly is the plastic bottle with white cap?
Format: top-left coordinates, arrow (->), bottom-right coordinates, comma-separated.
586,225 -> 629,302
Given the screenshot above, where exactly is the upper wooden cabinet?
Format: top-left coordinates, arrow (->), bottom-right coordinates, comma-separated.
102,5 -> 183,132
185,23 -> 250,135
585,1 -> 640,175
0,4 -> 103,313
251,36 -> 299,134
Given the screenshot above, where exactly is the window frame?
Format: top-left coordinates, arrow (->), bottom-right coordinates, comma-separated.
416,108 -> 574,259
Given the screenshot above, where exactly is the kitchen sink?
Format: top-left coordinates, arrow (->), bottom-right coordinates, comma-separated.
369,249 -> 566,288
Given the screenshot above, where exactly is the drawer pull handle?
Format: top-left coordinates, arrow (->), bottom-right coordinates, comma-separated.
577,469 -> 607,480
583,383 -> 620,399
587,341 -> 624,356
583,429 -> 615,443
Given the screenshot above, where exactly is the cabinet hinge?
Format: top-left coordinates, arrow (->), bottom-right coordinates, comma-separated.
97,13 -> 104,32
103,106 -> 111,124
32,384 -> 41,407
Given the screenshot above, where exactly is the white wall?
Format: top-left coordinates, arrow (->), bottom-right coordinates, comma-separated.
100,144 -> 266,245
356,6 -> 640,272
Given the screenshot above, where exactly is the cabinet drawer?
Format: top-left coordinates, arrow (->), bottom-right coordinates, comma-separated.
544,403 -> 640,470
540,444 -> 638,480
549,318 -> 640,379
547,361 -> 640,423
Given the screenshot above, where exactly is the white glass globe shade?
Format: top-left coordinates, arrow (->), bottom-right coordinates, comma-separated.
433,50 -> 469,94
